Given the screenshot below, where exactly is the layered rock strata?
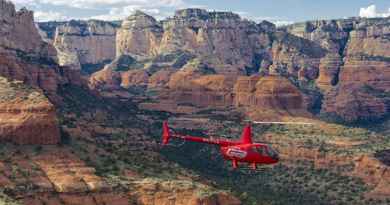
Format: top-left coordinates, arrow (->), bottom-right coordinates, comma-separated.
0,0 -> 57,59
0,148 -> 242,205
116,11 -> 163,60
0,0 -> 82,99
53,20 -> 118,72
156,74 -> 309,120
116,9 -> 273,71
0,77 -> 60,144
40,8 -> 390,122
0,0 -> 82,144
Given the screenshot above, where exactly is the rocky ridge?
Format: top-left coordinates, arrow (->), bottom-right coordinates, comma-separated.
50,9 -> 389,122
116,11 -> 163,60
0,0 -> 83,144
44,7 -> 390,121
0,0 -> 82,101
115,8 -> 269,70
0,146 -> 240,205
0,0 -> 56,60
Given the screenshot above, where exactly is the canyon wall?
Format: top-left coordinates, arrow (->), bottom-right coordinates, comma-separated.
116,9 -> 273,72
0,0 -> 83,144
0,0 -> 57,59
53,20 -> 118,72
285,18 -> 390,121
116,11 -> 163,60
0,0 -> 82,99
40,8 -> 390,122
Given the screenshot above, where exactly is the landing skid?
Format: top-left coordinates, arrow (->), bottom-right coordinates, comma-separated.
230,167 -> 272,174
164,140 -> 186,147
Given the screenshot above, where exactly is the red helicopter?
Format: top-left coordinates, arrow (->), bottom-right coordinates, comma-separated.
161,121 -> 279,170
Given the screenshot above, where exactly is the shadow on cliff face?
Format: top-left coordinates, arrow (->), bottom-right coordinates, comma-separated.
374,149 -> 390,166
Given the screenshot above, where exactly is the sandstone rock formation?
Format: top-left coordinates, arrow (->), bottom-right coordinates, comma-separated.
160,74 -> 309,120
0,53 -> 60,98
354,155 -> 390,198
269,31 -> 325,80
116,8 -> 273,72
89,52 -> 197,91
315,53 -> 342,90
32,149 -> 109,193
116,11 -> 163,60
1,2 -> 389,203
345,19 -> 390,57
0,148 -> 127,204
237,75 -> 304,110
148,69 -> 175,89
0,0 -> 82,99
120,69 -> 150,88
322,56 -> 390,122
89,66 -> 121,90
284,19 -> 351,90
0,77 -> 60,144
0,146 -> 242,205
53,20 -> 118,72
89,55 -> 140,90
285,20 -> 351,53
0,0 -> 82,144
320,18 -> 390,122
0,0 -> 61,97
234,75 -> 311,120
38,7 -> 390,122
167,74 -> 235,108
0,0 -> 57,60
283,17 -> 390,121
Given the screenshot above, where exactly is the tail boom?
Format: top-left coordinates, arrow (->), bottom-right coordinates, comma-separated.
161,121 -> 239,146
172,134 -> 238,146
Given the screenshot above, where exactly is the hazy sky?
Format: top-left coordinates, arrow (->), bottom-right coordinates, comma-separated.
11,0 -> 390,25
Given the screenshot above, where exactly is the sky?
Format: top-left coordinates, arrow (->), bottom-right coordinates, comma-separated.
10,0 -> 390,25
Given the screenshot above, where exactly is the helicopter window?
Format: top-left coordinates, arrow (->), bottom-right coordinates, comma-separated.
265,146 -> 278,158
251,147 -> 258,153
256,146 -> 267,156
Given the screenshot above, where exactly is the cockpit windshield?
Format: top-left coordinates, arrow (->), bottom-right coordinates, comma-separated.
255,146 -> 266,156
256,145 -> 279,159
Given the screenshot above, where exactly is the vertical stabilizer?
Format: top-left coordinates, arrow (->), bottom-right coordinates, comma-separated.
240,124 -> 252,144
162,121 -> 171,145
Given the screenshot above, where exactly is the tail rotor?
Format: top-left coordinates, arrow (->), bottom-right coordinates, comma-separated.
162,121 -> 171,145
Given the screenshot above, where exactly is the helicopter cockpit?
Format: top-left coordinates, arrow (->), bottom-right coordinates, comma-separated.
255,145 -> 279,160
